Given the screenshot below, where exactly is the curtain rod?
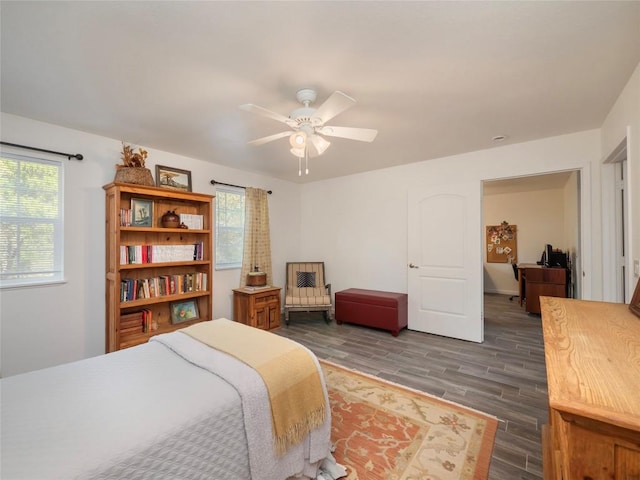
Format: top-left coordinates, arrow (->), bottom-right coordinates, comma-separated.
210,180 -> 272,194
0,141 -> 83,161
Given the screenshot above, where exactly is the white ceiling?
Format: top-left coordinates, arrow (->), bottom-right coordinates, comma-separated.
2,1 -> 640,184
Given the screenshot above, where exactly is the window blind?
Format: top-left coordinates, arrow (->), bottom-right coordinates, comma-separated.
0,153 -> 64,287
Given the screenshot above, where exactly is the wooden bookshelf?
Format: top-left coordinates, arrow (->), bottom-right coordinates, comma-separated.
104,182 -> 214,352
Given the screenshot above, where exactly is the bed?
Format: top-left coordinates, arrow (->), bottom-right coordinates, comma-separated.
1,319 -> 341,480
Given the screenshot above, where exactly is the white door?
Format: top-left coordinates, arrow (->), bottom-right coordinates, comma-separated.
408,182 -> 483,342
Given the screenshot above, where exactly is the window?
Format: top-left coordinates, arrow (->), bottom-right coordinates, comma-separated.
0,153 -> 64,287
215,185 -> 245,269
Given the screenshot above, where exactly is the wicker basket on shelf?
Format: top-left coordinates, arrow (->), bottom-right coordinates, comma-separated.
114,167 -> 154,186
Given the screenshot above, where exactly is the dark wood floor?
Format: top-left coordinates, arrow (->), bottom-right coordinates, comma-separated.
274,293 -> 547,480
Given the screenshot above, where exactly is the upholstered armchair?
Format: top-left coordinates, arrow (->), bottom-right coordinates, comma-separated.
284,262 -> 332,325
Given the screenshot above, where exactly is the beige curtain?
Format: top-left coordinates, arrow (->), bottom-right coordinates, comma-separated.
240,188 -> 273,287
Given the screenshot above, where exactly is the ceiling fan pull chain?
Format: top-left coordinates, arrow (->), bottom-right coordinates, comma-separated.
298,156 -> 302,176
305,148 -> 309,175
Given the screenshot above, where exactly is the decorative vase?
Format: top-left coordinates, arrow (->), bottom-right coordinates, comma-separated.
161,210 -> 180,228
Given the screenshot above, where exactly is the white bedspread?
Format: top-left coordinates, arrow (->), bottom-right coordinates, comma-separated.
151,330 -> 332,479
1,329 -> 332,479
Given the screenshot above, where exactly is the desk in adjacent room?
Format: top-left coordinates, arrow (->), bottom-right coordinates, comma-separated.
517,264 -> 569,314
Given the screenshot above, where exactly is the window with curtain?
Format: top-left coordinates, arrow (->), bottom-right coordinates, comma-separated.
214,185 -> 245,269
0,152 -> 64,287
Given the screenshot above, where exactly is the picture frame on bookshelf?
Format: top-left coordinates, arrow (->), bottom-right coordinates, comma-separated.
156,165 -> 192,192
131,198 -> 153,227
170,299 -> 199,324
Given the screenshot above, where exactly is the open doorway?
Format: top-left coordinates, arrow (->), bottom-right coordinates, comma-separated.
482,171 -> 581,305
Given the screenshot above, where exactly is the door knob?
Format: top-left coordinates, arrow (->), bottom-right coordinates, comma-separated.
409,263 -> 419,269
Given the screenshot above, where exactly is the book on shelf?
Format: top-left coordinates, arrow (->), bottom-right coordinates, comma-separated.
120,324 -> 143,336
142,309 -> 157,332
120,311 -> 143,329
179,213 -> 204,230
119,311 -> 143,334
119,242 -> 204,264
120,273 -> 208,302
119,309 -> 157,335
119,208 -> 132,227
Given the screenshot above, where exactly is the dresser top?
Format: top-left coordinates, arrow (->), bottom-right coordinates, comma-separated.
541,296 -> 640,432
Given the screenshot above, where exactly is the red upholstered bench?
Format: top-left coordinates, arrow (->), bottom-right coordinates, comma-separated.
335,288 -> 408,337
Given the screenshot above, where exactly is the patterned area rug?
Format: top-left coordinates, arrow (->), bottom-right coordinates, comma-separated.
321,360 -> 498,480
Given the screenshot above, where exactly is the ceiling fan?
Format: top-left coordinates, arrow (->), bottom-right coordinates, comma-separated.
240,89 -> 377,175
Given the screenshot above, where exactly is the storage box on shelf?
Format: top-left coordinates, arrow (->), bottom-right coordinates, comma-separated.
104,182 -> 214,352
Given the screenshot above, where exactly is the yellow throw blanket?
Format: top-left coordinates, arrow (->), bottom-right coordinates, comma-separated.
182,319 -> 326,455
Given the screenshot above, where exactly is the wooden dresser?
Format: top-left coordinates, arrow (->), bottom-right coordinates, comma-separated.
541,296 -> 640,479
232,286 -> 281,330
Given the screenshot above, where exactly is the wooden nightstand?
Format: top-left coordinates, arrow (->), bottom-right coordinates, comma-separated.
232,286 -> 281,330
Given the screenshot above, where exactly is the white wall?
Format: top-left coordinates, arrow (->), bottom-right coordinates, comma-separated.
0,113 -> 303,377
0,109 -> 626,377
601,62 -> 640,298
299,130 -> 602,302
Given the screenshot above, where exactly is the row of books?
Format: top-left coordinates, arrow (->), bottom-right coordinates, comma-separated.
120,242 -> 204,264
119,310 -> 157,335
120,272 -> 208,302
120,208 -> 134,227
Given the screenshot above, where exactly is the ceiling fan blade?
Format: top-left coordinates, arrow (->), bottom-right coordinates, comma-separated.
248,131 -> 292,146
239,104 -> 296,127
312,91 -> 356,124
308,134 -> 331,156
316,126 -> 378,142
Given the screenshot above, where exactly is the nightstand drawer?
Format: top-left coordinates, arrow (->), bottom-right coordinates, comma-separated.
255,294 -> 278,304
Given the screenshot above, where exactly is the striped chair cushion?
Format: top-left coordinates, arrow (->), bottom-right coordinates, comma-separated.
285,294 -> 331,306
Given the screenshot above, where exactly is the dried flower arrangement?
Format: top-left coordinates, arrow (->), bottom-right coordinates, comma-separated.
118,143 -> 148,168
114,142 -> 154,185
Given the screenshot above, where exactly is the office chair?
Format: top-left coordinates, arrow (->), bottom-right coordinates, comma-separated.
509,262 -> 519,301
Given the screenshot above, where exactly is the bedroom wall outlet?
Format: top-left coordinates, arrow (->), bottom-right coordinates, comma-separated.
634,259 -> 639,277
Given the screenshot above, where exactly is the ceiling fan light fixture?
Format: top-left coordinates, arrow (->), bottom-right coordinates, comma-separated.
289,131 -> 307,149
241,88 -> 377,176
309,134 -> 331,156
290,147 -> 305,157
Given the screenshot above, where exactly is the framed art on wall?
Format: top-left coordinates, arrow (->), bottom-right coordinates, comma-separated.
156,165 -> 192,192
